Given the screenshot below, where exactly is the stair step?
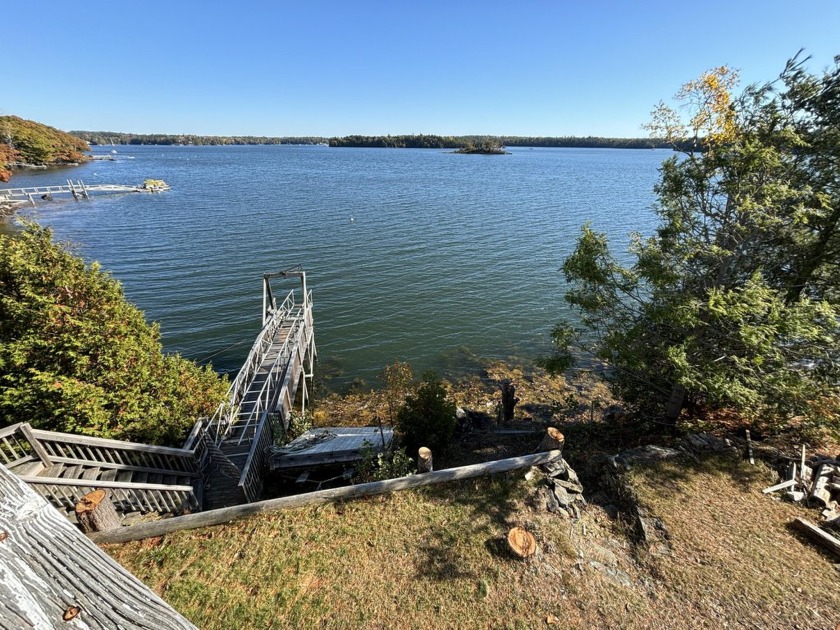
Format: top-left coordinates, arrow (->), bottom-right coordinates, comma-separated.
80,466 -> 101,481
39,463 -> 64,477
61,465 -> 82,480
133,472 -> 148,484
12,460 -> 44,477
100,469 -> 118,482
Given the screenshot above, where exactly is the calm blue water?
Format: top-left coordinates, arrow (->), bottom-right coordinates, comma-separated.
5,146 -> 665,388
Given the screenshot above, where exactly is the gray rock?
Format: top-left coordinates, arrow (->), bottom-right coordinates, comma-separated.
589,561 -> 633,588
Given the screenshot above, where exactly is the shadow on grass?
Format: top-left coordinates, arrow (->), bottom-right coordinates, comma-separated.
413,474 -> 524,581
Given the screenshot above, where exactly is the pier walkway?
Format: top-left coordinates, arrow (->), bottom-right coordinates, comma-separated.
1,271 -> 315,518
0,179 -> 169,206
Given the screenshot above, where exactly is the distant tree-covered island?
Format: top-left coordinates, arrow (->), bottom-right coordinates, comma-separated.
454,139 -> 510,154
1,116 -> 90,182
67,130 -> 690,151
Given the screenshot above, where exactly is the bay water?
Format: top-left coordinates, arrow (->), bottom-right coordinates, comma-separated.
4,146 -> 665,390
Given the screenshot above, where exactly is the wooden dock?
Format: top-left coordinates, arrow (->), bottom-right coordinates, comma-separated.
0,179 -> 169,206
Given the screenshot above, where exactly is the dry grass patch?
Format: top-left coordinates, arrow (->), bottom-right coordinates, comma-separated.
106,453 -> 840,629
629,455 -> 840,629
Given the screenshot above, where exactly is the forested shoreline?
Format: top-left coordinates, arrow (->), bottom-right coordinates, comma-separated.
70,130 -> 683,150
1,116 -> 90,182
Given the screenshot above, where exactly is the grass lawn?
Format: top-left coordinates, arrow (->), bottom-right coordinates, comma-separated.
106,453 -> 840,629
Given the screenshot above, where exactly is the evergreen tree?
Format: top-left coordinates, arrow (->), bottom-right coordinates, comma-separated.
0,224 -> 228,445
546,55 -> 840,436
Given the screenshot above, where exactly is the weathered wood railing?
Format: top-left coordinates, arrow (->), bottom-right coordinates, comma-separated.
0,423 -> 201,516
0,423 -> 51,473
18,476 -> 199,514
29,428 -> 201,476
237,413 -> 275,502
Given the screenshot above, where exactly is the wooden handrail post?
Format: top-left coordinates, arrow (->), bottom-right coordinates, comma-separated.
19,423 -> 53,466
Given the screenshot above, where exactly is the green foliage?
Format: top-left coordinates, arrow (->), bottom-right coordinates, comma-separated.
0,223 -> 228,445
395,371 -> 457,454
278,410 -> 313,444
355,442 -> 415,482
549,55 -> 840,435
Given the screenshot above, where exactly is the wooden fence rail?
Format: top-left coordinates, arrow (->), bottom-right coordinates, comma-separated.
90,449 -> 563,544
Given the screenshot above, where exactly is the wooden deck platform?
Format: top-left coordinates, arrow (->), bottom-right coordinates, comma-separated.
269,427 -> 393,471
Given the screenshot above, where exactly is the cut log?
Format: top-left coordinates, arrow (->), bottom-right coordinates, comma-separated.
810,464 -> 836,508
507,526 -> 537,559
537,428 -> 565,453
418,447 -> 433,473
75,489 -> 121,533
792,517 -> 840,559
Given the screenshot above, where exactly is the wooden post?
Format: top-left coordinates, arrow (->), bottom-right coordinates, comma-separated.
418,447 -> 433,473
19,423 -> 52,466
664,383 -> 685,424
0,465 -> 196,628
500,380 -> 519,422
75,489 -> 121,533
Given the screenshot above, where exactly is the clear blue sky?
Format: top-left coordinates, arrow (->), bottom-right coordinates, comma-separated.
4,1 -> 838,137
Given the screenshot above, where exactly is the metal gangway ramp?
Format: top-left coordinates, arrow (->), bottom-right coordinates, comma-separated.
185,269 -> 316,508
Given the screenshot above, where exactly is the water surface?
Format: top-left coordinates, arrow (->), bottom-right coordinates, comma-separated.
5,145 -> 665,388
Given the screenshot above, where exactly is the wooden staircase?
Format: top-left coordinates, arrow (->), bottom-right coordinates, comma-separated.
0,423 -> 202,517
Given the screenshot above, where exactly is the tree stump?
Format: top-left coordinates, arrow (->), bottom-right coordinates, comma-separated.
537,427 -> 565,453
507,526 -> 537,559
418,447 -> 433,473
75,489 -> 120,533
500,380 -> 519,422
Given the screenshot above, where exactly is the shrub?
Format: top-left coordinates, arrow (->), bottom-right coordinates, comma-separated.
355,442 -> 415,482
395,371 -> 456,454
0,223 -> 228,445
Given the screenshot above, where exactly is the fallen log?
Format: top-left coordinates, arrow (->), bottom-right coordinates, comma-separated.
90,449 -> 564,545
792,517 -> 840,559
